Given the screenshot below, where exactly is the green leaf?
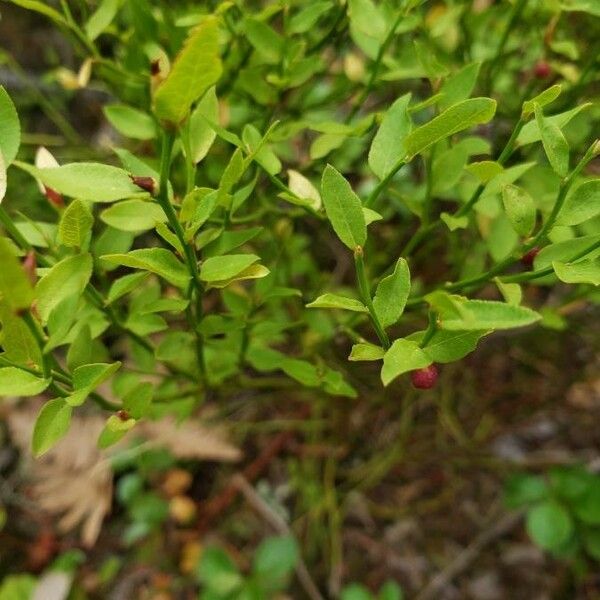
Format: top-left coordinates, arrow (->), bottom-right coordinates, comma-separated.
522,84 -> 562,118
535,104 -> 569,177
32,399 -> 72,456
84,0 -> 119,40
379,580 -> 404,600
341,584 -> 372,600
198,547 -> 243,594
559,0 -> 600,15
440,212 -> 468,231
348,342 -> 385,361
307,293 -> 368,312
504,474 -> 549,508
0,367 -> 50,397
465,160 -> 504,184
368,93 -> 412,179
14,161 -> 143,202
242,123 -> 281,175
321,165 -> 367,250
68,362 -> 122,406
517,104 -> 590,147
200,254 -> 260,282
123,382 -> 153,419
556,180 -> 600,226
412,329 -> 486,363
373,258 -> 410,328
35,254 -> 93,322
381,339 -> 432,386
502,184 -> 536,237
526,500 -> 573,551
106,272 -> 149,304
495,278 -> 522,305
103,104 -> 156,140
101,249 -> 190,288
438,62 -> 481,112
0,236 -> 34,311
0,86 -> 20,164
573,479 -> 600,524
189,86 -> 218,164
553,259 -> 600,285
244,18 -> 284,64
288,2 -> 333,34
253,535 -> 298,584
58,199 -> 93,248
405,98 -> 496,159
287,170 -> 321,211
153,17 -> 222,125
434,298 -> 541,331
101,200 -> 167,232
534,235 -> 600,270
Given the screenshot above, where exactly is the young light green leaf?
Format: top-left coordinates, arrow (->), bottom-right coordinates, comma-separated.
502,184 -> 536,237
58,199 -> 93,248
84,0 -> 119,40
495,278 -> 523,305
14,161 -> 143,202
552,259 -> 600,285
373,258 -> 410,328
321,165 -> 366,250
288,2 -> 333,34
32,399 -> 72,456
381,339 -> 432,386
106,272 -> 149,304
242,124 -> 281,175
414,330 -> 486,363
535,104 -> 569,177
438,299 -> 541,331
66,362 -> 122,406
405,98 -> 497,159
103,104 -> 156,140
522,84 -> 562,118
287,170 -> 321,211
534,235 -> 600,270
306,293 -> 368,312
101,200 -> 167,232
35,254 -> 93,322
207,264 -> 270,289
244,18 -> 284,64
440,212 -> 468,231
438,62 -> 481,111
555,180 -> 600,226
368,93 -> 412,180
101,249 -> 190,288
348,342 -> 385,361
465,160 -> 504,183
189,87 -> 219,164
0,236 -> 34,311
0,367 -> 50,397
153,17 -> 223,125
517,104 -> 590,147
200,254 -> 260,282
0,85 -> 20,164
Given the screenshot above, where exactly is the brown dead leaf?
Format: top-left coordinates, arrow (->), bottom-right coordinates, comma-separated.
7,403 -> 241,547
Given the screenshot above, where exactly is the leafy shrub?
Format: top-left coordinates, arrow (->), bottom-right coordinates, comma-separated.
505,466 -> 600,562
0,0 -> 599,593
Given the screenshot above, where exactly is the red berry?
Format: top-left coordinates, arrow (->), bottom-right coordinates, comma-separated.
411,364 -> 439,390
521,246 -> 540,268
533,61 -> 551,79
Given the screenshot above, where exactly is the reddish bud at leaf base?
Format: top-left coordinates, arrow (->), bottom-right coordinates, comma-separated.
150,59 -> 160,76
411,364 -> 439,390
44,186 -> 63,207
22,251 -> 37,285
131,175 -> 157,195
533,61 -> 551,79
117,409 -> 131,422
521,246 -> 540,269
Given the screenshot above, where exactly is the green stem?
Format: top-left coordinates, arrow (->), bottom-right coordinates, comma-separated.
22,311 -> 51,379
420,312 -> 438,347
365,158 -> 406,208
156,130 -> 207,382
347,10 -> 404,121
354,247 -> 390,349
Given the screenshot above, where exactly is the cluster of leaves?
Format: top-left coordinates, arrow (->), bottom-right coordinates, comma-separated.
0,0 -> 598,590
505,466 -> 600,563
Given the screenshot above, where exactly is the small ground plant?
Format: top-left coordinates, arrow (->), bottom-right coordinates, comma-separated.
0,0 -> 599,595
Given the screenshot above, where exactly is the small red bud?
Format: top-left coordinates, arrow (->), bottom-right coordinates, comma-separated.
533,61 -> 551,79
411,364 -> 439,390
44,186 -> 64,207
521,247 -> 540,269
150,59 -> 160,76
130,175 -> 157,195
117,409 -> 131,421
22,251 -> 37,285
